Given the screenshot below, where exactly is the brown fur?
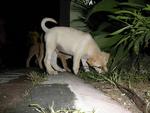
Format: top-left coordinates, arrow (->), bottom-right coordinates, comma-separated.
26,31 -> 44,69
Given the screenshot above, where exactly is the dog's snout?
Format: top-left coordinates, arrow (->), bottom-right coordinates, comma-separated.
93,65 -> 108,74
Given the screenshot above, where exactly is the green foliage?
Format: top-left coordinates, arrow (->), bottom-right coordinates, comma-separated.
70,0 -> 92,31
71,0 -> 150,72
143,4 -> 150,11
79,70 -> 122,86
79,62 -> 150,87
88,1 -> 150,71
87,0 -> 119,18
109,8 -> 150,54
103,4 -> 150,70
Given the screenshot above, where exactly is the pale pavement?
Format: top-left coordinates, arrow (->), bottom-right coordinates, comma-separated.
0,68 -> 132,113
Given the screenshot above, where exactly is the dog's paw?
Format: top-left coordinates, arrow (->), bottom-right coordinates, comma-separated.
58,68 -> 66,72
47,70 -> 58,75
62,69 -> 66,72
53,71 -> 58,75
73,68 -> 79,75
66,68 -> 71,72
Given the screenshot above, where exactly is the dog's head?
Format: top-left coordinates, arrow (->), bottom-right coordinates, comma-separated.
87,52 -> 110,73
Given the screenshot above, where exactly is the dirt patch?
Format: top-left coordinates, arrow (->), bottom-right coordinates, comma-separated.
84,79 -> 150,113
0,75 -> 33,113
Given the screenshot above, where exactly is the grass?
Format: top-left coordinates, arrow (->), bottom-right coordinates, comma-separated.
26,71 -> 48,86
79,68 -> 150,113
29,103 -> 95,113
79,67 -> 150,88
79,70 -> 120,86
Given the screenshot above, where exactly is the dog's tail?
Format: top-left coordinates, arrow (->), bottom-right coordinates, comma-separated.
41,17 -> 57,32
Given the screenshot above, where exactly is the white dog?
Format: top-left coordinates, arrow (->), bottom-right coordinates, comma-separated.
41,17 -> 110,75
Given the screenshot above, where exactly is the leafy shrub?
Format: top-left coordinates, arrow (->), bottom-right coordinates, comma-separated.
70,0 -> 150,72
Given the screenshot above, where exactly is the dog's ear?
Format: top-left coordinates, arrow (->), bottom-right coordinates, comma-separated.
87,58 -> 97,66
87,58 -> 93,65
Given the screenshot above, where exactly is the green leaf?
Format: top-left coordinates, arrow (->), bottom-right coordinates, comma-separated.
128,0 -> 146,5
143,4 -> 150,11
115,35 -> 130,47
115,10 -> 141,18
144,31 -> 150,47
87,0 -> 119,18
127,40 -> 134,50
134,40 -> 140,55
119,2 -> 144,8
116,15 -> 131,20
109,25 -> 132,35
108,15 -> 130,25
133,33 -> 145,55
94,34 -> 122,49
109,45 -> 129,70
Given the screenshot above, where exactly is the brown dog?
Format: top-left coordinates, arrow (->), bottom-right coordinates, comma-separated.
26,31 -> 44,69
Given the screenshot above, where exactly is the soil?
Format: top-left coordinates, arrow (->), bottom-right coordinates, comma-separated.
83,79 -> 150,113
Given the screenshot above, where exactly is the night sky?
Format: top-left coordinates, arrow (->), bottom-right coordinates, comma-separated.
0,1 -> 59,69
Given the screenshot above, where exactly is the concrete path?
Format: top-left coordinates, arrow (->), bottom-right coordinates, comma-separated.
0,68 -> 132,113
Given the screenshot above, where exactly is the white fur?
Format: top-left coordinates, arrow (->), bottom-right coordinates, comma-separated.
41,17 -> 110,75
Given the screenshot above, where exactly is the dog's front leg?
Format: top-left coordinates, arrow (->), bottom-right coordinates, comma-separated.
73,55 -> 81,75
44,51 -> 58,75
81,58 -> 90,72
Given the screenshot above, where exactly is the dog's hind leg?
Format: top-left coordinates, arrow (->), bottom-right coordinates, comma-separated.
38,44 -> 44,69
38,57 -> 43,69
44,49 -> 58,75
37,54 -> 43,69
51,51 -> 65,72
26,51 -> 34,68
58,53 -> 71,72
26,56 -> 32,67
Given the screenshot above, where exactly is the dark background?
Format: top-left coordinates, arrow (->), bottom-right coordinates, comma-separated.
0,0 -> 70,69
